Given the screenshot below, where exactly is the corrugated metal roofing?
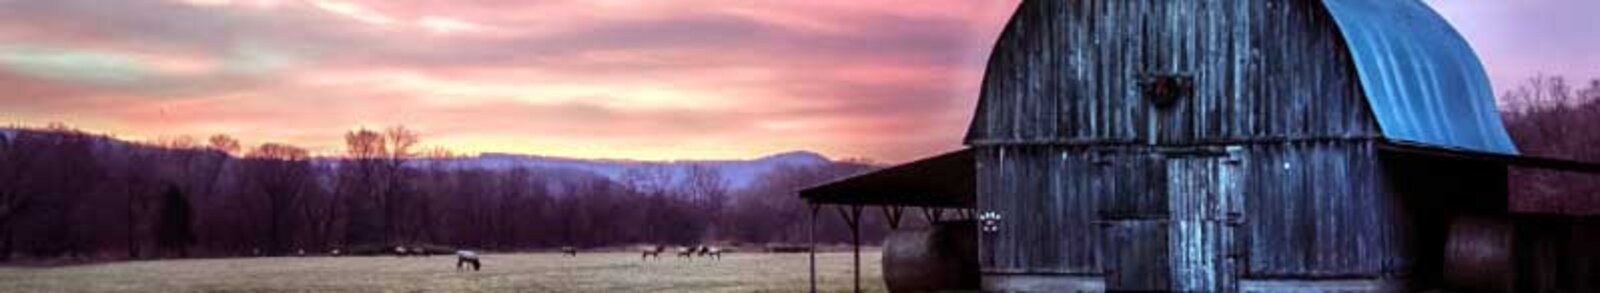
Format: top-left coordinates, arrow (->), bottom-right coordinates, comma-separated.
1321,0 -> 1520,155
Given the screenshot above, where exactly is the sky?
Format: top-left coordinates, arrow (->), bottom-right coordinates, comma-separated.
0,0 -> 1594,163
1427,0 -> 1600,95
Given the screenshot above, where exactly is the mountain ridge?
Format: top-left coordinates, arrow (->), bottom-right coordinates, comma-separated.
436,150 -> 835,190
1,127 -> 842,191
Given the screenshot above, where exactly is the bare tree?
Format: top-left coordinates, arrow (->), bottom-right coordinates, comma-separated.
407,147 -> 455,244
342,129 -> 387,245
300,163 -> 341,250
682,165 -> 729,239
0,123 -> 903,258
1503,76 -> 1600,214
0,131 -> 40,260
111,146 -> 160,259
382,126 -> 418,243
337,126 -> 421,245
621,165 -> 675,197
490,167 -> 532,249
683,164 -> 729,209
208,134 -> 241,156
245,143 -> 312,255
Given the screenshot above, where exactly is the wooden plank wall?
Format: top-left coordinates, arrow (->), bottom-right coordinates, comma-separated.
1168,156 -> 1236,292
965,0 -> 1377,146
1241,141 -> 1403,278
978,142 -> 1413,280
951,0 -> 1543,288
978,146 -> 1105,275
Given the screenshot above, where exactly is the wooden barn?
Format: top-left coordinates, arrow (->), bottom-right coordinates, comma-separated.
802,0 -> 1600,292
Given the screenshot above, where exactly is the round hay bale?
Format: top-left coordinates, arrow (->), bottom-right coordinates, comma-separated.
883,220 -> 979,293
1444,215 -> 1515,292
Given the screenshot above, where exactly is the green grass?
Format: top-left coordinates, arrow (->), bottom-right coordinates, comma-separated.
0,251 -> 886,292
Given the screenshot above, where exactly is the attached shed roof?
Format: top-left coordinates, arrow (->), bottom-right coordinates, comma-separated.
1379,141 -> 1600,174
799,149 -> 974,208
1321,0 -> 1519,155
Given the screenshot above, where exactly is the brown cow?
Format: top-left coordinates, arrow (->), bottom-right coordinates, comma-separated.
641,245 -> 664,260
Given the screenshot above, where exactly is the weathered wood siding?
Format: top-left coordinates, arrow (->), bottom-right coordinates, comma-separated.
1241,141 -> 1403,278
1168,155 -> 1242,292
965,0 -> 1377,146
977,143 -> 1411,282
962,1 -> 1527,290
978,146 -> 1105,275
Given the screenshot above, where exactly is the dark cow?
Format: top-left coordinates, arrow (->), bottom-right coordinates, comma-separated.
699,246 -> 724,260
641,245 -> 664,260
457,250 -> 481,271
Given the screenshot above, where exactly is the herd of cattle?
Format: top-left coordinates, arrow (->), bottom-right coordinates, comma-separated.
254,244 -> 739,272
558,245 -> 729,260
633,245 -> 727,260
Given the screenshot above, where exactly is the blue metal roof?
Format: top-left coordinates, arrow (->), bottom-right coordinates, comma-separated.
1321,0 -> 1520,155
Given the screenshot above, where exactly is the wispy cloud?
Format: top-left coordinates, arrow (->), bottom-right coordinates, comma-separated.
0,0 -> 1019,162
310,0 -> 394,25
4,0 -> 1580,162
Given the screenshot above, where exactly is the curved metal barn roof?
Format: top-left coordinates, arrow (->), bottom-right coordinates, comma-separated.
1321,0 -> 1519,155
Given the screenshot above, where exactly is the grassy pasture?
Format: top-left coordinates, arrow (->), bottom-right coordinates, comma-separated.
0,251 -> 886,292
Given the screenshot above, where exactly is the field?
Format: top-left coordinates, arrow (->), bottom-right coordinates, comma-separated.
0,251 -> 886,293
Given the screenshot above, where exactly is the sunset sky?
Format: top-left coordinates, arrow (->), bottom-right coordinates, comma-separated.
1,0 -> 1595,163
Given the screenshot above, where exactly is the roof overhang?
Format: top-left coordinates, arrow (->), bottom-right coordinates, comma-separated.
1378,140 -> 1600,174
799,149 -> 975,208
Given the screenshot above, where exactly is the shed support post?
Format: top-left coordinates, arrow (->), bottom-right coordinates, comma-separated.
835,205 -> 864,293
922,207 -> 944,223
850,205 -> 863,293
883,205 -> 904,230
809,204 -> 819,293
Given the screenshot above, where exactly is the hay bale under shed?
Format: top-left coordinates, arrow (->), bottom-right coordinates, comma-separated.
882,220 -> 978,293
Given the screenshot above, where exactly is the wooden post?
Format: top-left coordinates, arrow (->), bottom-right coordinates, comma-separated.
883,206 -> 904,230
809,204 -> 819,293
922,207 -> 944,223
833,205 -> 865,293
850,205 -> 863,293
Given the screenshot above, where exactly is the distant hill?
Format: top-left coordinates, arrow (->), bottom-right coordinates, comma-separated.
426,151 -> 834,190
0,126 -> 839,192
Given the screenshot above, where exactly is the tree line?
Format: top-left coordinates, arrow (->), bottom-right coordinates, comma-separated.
1500,75 -> 1600,214
6,75 -> 1594,262
0,125 -> 893,261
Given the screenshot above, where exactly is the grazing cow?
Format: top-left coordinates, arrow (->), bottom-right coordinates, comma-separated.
456,250 -> 481,271
676,246 -> 697,259
641,245 -> 664,260
561,246 -> 578,257
695,246 -> 724,260
704,247 -> 724,260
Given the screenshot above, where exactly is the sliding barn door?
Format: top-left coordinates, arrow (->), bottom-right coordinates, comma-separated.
1166,155 -> 1244,292
1104,152 -> 1244,292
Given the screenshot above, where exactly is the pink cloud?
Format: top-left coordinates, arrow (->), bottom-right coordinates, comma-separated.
0,0 -> 1019,162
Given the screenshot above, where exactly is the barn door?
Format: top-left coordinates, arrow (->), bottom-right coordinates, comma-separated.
1166,152 -> 1244,292
1103,154 -> 1172,291
1105,152 -> 1243,292
1104,220 -> 1170,291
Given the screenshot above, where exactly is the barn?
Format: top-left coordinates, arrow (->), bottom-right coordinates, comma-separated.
801,0 -> 1600,292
